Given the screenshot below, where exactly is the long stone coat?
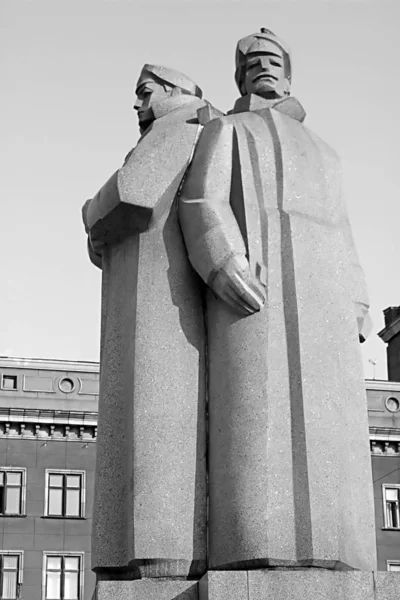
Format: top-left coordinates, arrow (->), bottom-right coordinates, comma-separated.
83,96 -> 215,578
179,94 -> 376,572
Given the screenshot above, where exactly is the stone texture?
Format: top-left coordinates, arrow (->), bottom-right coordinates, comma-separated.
96,580 -> 198,600
200,571 -> 400,600
199,571 -> 247,600
374,571 -> 400,600
248,570 -> 374,600
179,96 -> 376,570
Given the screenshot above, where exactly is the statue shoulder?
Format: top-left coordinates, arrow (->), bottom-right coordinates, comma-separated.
198,111 -> 253,140
197,103 -> 224,125
302,124 -> 341,166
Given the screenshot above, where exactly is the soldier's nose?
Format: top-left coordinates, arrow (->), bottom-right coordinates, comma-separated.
134,98 -> 142,111
259,56 -> 271,70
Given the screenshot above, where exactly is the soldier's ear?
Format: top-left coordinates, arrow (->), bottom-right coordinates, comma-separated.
282,78 -> 291,96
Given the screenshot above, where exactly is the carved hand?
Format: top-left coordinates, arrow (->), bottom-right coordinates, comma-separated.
209,255 -> 266,316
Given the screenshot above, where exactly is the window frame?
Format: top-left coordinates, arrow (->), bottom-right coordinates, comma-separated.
387,560 -> 400,571
0,375 -> 18,391
0,468 -> 26,516
0,551 -> 24,600
382,484 -> 400,529
42,552 -> 84,600
44,470 -> 86,519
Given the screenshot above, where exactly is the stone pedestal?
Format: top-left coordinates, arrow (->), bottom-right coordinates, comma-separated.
95,580 -> 198,600
94,570 -> 400,599
200,570 -> 400,600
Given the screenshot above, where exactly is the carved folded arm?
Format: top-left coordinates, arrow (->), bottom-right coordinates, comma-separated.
179,118 -> 266,315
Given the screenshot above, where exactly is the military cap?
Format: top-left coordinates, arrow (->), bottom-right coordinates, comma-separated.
136,64 -> 203,98
235,28 -> 292,95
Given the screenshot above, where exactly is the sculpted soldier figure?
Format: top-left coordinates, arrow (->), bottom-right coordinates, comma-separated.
179,29 -> 376,572
83,65 -> 221,580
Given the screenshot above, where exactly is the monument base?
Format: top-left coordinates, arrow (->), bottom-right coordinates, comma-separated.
94,570 -> 400,600
94,579 -> 198,600
201,570 -> 400,600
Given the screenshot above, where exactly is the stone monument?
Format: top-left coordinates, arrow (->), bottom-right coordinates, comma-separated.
82,65 -> 221,586
83,30 -> 400,600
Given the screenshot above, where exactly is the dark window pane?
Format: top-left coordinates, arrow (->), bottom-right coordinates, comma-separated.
66,489 -> 80,517
48,488 -> 63,515
5,487 -> 21,514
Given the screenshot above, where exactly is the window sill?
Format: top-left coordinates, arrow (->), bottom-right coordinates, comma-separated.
382,527 -> 400,531
41,515 -> 86,520
0,514 -> 27,518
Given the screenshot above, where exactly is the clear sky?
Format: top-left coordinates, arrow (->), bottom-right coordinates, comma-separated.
1,0 -> 399,379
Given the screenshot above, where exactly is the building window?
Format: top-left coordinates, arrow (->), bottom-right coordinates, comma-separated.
45,471 -> 85,518
1,375 -> 17,391
0,469 -> 26,516
43,553 -> 83,600
387,561 -> 400,571
0,552 -> 23,600
383,484 -> 400,528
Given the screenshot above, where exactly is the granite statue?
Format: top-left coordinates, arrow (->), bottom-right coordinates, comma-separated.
83,31 -> 400,600
179,28 -> 376,573
82,65 -> 221,580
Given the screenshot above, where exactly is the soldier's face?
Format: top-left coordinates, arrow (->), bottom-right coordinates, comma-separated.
244,43 -> 287,98
134,76 -> 171,123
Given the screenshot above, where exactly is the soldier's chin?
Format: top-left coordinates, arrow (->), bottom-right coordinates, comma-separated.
138,116 -> 154,134
253,81 -> 277,97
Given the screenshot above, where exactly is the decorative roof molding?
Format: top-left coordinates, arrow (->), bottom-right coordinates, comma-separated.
370,426 -> 400,440
365,379 -> 400,392
378,316 -> 400,343
0,407 -> 97,425
0,421 -> 97,442
0,357 -> 99,373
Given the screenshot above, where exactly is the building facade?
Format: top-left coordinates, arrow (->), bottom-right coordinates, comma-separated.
367,379 -> 400,571
0,355 -> 400,598
0,357 -> 98,600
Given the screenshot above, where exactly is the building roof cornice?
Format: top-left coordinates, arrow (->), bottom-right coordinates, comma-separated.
0,357 -> 99,373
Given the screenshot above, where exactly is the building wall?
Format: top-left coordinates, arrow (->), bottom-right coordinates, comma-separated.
0,359 -> 399,599
0,438 -> 96,599
372,455 -> 400,570
367,380 -> 400,571
387,335 -> 400,383
0,358 -> 98,600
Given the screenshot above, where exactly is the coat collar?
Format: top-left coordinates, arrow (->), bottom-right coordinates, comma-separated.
231,94 -> 306,123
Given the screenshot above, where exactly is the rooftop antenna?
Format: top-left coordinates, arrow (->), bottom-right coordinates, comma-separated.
368,358 -> 378,380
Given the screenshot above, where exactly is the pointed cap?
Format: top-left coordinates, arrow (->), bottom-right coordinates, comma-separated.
136,64 -> 202,98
